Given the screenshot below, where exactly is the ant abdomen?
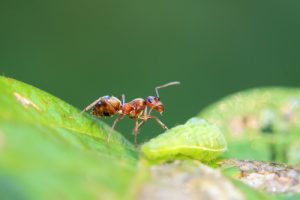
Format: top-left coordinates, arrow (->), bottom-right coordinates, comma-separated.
92,96 -> 122,117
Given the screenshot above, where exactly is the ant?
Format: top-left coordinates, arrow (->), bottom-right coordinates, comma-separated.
81,81 -> 180,144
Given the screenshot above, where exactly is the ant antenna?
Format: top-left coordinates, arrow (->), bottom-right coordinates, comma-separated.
155,81 -> 180,97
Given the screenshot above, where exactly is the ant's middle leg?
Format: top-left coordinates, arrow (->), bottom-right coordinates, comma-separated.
133,119 -> 139,135
135,106 -> 149,132
133,119 -> 144,145
131,107 -> 149,145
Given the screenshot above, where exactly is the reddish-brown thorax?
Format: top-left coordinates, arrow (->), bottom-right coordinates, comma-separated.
122,98 -> 146,118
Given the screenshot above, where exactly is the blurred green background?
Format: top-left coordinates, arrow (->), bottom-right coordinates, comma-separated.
1,1 -> 300,143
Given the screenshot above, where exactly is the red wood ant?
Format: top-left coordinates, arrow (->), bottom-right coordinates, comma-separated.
81,81 -> 180,144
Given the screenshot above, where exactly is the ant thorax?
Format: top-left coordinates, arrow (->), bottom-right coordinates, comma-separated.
123,98 -> 146,119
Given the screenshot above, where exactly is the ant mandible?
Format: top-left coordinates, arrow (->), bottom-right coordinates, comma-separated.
81,81 -> 180,144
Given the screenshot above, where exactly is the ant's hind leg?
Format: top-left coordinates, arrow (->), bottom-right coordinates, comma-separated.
107,114 -> 125,142
81,97 -> 102,113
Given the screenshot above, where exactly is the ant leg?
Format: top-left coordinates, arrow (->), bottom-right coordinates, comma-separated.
107,114 -> 125,142
111,114 -> 125,130
131,106 -> 149,145
136,106 -> 148,131
133,119 -> 139,134
81,97 -> 102,113
137,115 -> 168,130
134,120 -> 139,145
150,115 -> 168,129
107,95 -> 125,142
148,108 -> 153,115
137,120 -> 146,130
133,119 -> 144,145
134,134 -> 138,145
135,106 -> 148,130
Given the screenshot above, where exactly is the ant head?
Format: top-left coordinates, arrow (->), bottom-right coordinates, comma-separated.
145,81 -> 180,114
146,96 -> 164,113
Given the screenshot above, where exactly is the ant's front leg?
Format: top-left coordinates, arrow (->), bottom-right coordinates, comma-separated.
151,115 -> 168,130
138,115 -> 168,130
137,106 -> 168,131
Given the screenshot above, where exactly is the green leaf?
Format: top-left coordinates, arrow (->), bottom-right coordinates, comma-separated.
141,118 -> 227,163
0,76 -> 139,199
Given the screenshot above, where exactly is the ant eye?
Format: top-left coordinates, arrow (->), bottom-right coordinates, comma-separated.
147,96 -> 155,103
